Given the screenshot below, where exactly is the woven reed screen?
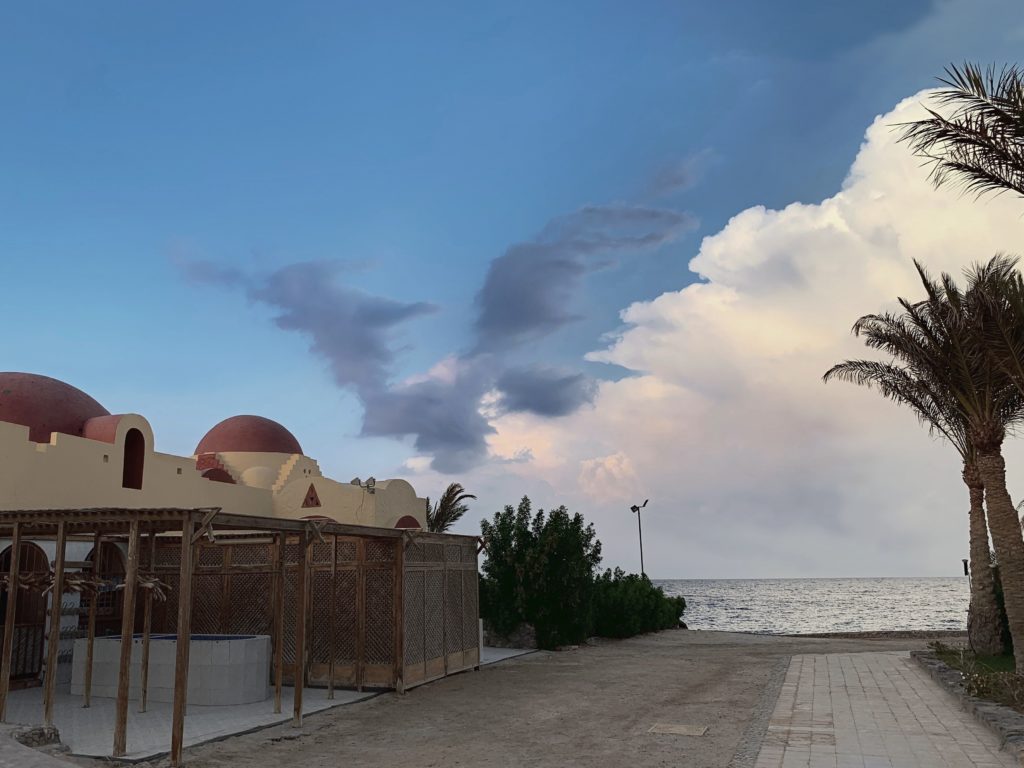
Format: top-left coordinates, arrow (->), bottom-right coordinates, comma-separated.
145,532 -> 403,691
402,536 -> 479,689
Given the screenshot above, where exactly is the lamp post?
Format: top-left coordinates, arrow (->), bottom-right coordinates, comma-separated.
630,499 -> 648,577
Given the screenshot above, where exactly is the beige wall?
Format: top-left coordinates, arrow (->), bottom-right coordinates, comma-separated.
0,415 -> 426,529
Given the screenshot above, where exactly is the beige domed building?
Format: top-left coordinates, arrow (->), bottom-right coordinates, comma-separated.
0,372 -> 426,529
0,373 -> 480,767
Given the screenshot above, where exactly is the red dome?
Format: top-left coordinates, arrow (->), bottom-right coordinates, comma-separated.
195,415 -> 303,455
0,372 -> 110,443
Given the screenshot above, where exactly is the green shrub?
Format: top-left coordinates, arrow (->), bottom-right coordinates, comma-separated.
479,497 -> 537,637
592,568 -> 686,638
480,497 -> 602,649
479,497 -> 685,648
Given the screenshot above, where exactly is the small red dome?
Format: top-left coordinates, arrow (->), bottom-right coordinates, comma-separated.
0,372 -> 110,443
195,415 -> 303,455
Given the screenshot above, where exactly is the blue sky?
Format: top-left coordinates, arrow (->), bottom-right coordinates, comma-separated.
3,1 -> 1024,575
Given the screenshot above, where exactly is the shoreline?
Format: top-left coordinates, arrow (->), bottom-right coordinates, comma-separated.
682,628 -> 967,639
779,629 -> 966,639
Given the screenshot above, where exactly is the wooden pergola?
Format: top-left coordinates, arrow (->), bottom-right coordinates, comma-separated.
0,507 -> 417,767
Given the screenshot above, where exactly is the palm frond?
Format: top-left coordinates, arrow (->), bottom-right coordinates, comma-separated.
425,482 -> 477,534
895,62 -> 1024,200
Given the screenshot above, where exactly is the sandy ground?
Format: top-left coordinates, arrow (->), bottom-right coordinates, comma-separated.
134,630 -> 959,768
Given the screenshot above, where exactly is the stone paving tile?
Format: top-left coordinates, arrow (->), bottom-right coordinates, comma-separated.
4,685 -> 375,761
754,652 -> 1016,768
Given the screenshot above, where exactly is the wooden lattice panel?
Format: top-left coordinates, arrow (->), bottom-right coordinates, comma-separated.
335,570 -> 358,662
282,569 -> 299,665
284,538 -> 303,565
192,574 -> 225,634
364,569 -> 394,665
463,569 -> 479,652
444,569 -> 463,655
365,540 -> 394,563
227,572 -> 273,635
312,540 -> 333,566
310,570 -> 333,663
230,543 -> 271,566
424,570 -> 445,662
403,570 -> 425,666
197,545 -> 224,569
160,573 -> 180,633
155,545 -> 180,569
336,539 -> 357,563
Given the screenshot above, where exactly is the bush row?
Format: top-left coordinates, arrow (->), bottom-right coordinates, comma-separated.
479,496 -> 685,649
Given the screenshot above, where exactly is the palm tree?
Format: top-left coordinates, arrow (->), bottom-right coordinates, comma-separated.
825,348 -> 1005,655
826,259 -> 1024,664
425,483 -> 477,534
896,63 -> 1024,201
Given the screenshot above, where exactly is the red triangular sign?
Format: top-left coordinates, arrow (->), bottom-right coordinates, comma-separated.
302,483 -> 321,508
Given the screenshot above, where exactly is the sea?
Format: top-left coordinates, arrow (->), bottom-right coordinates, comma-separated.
654,577 -> 969,635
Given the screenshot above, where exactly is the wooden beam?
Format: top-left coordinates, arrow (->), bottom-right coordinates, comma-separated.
170,518 -> 196,768
190,509 -> 219,545
328,534 -> 336,700
0,522 -> 22,722
139,532 -> 155,713
43,521 -> 67,727
113,520 -> 141,757
272,533 -> 283,715
83,532 -> 102,708
394,537 -> 405,694
292,533 -> 310,726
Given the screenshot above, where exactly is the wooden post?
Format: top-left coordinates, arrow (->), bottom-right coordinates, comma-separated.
272,533 -> 284,715
355,539 -> 365,692
43,521 -> 67,727
0,523 -> 22,722
328,534 -> 336,700
393,537 -> 404,694
139,532 -> 155,713
170,518 -> 196,768
83,532 -> 102,708
113,521 -> 141,757
292,532 -> 309,727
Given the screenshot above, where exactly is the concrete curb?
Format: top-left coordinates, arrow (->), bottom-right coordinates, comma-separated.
911,651 -> 1024,766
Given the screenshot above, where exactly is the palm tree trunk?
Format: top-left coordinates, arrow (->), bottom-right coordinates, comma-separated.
964,463 -> 1005,655
976,449 -> 1024,671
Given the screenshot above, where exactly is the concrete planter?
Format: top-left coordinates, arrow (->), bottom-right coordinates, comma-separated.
70,634 -> 271,706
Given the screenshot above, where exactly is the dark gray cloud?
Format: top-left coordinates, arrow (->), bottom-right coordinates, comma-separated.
495,366 -> 597,417
182,199 -> 694,473
184,260 -> 436,394
360,361 -> 496,474
645,151 -> 713,198
474,204 -> 697,351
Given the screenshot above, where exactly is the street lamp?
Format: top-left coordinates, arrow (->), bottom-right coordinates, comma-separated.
630,499 -> 648,577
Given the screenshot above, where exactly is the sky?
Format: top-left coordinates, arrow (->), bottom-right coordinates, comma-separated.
2,1 -> 1024,578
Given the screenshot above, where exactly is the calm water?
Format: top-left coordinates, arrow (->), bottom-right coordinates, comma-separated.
654,577 -> 969,634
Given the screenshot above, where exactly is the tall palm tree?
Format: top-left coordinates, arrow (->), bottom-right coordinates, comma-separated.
425,483 -> 477,534
825,350 -> 1005,654
826,259 -> 1024,665
897,63 -> 1024,201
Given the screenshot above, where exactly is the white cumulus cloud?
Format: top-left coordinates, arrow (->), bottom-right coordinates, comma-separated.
477,91 -> 1024,578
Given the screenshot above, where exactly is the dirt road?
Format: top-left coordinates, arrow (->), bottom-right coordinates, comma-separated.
152,631 -> 955,768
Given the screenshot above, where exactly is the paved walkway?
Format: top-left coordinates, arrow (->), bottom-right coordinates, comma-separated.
755,652 -> 1015,768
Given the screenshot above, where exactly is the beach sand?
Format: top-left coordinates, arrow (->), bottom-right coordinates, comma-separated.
136,629 -> 961,768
